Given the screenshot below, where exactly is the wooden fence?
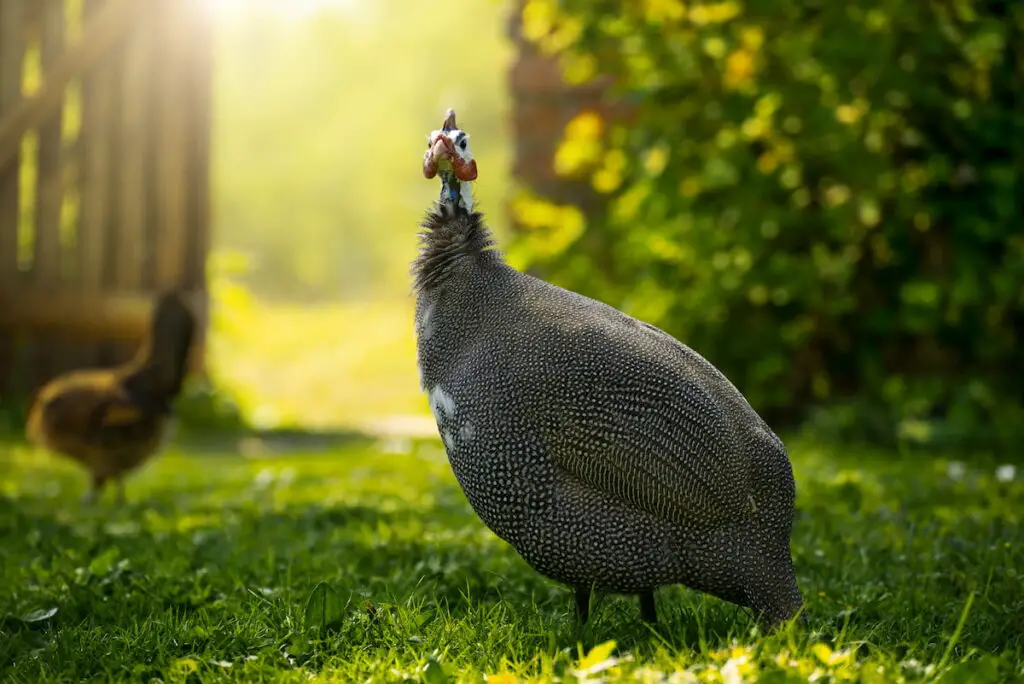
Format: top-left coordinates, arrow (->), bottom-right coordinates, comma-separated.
0,0 -> 211,398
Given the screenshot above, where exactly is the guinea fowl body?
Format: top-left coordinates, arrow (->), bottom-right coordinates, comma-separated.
413,202 -> 802,626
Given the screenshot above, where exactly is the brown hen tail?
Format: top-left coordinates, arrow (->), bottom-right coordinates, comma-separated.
124,290 -> 197,407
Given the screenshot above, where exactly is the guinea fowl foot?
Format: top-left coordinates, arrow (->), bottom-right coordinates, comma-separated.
573,587 -> 591,624
639,591 -> 658,624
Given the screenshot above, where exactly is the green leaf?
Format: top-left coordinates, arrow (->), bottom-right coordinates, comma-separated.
21,607 -> 58,624
421,656 -> 450,684
303,582 -> 348,635
577,639 -> 618,673
938,656 -> 1000,683
1,606 -> 60,632
87,547 -> 121,577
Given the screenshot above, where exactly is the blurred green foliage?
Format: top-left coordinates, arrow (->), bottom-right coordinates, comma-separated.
211,0 -> 513,302
514,0 -> 1024,449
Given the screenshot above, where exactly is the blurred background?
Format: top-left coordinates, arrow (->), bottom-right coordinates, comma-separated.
0,0 -> 1021,452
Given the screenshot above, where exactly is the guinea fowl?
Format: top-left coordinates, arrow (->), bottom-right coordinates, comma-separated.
26,290 -> 196,504
413,109 -> 803,628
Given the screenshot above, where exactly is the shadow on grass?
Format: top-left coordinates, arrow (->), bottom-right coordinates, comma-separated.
173,425 -> 378,457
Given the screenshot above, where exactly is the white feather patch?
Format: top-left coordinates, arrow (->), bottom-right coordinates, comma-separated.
428,385 -> 456,424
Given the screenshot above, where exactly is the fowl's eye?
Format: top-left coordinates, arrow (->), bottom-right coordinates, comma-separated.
459,138 -> 468,150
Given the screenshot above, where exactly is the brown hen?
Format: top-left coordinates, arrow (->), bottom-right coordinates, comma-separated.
26,290 -> 196,503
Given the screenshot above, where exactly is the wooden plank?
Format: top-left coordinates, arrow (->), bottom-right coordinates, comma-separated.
0,0 -> 151,175
114,11 -> 151,291
32,0 -> 67,285
0,0 -> 26,286
98,60 -> 120,292
184,2 -> 213,376
137,3 -> 164,291
0,288 -> 152,339
40,0 -> 91,380
184,2 -> 212,292
77,0 -> 114,293
0,286 -> 206,340
4,331 -> 33,396
151,1 -> 189,289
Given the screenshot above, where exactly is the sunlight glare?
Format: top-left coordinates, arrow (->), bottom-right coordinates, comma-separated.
201,0 -> 360,22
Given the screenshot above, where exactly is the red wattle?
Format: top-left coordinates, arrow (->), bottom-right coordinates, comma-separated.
454,158 -> 478,182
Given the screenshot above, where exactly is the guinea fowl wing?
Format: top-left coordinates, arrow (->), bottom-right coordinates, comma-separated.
521,287 -> 760,528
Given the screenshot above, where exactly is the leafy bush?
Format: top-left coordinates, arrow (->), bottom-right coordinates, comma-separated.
513,0 -> 1024,449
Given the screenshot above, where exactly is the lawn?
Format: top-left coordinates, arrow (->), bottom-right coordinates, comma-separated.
205,296 -> 433,433
0,435 -> 1021,682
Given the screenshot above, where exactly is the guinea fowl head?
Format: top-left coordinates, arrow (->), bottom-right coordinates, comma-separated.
413,108 -> 497,293
422,108 -> 478,212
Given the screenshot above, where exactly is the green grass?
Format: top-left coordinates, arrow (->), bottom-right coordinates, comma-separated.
1,437 -> 1021,682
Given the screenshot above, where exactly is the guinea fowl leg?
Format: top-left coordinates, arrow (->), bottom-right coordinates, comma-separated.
639,591 -> 658,623
574,587 -> 591,623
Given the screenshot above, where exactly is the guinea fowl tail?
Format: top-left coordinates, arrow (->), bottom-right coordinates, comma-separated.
746,430 -> 804,629
126,290 -> 197,406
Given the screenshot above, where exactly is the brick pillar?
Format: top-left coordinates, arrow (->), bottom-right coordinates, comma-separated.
505,2 -> 631,227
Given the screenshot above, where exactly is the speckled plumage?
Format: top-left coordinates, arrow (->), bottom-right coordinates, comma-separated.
413,201 -> 803,627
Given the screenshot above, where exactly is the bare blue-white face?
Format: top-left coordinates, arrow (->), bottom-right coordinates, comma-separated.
422,109 -> 478,183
